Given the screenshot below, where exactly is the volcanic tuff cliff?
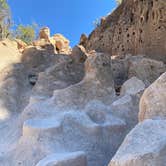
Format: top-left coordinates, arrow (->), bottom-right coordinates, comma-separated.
85,0 -> 166,62
0,1 -> 165,166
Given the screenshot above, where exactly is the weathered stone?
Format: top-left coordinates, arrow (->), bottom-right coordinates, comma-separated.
109,119 -> 166,166
39,27 -> 50,41
111,56 -> 128,93
33,28 -> 71,54
52,34 -> 71,54
21,46 -> 55,74
51,52 -> 115,108
139,72 -> 166,122
128,56 -> 166,86
0,39 -> 21,71
36,151 -> 87,166
85,0 -> 166,62
79,34 -> 88,47
15,39 -> 27,52
71,45 -> 87,63
111,94 -> 139,131
32,55 -> 85,98
120,77 -> 145,96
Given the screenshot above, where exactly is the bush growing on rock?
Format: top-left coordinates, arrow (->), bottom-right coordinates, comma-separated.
14,23 -> 37,44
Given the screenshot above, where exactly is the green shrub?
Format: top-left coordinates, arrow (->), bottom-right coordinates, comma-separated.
14,24 -> 37,44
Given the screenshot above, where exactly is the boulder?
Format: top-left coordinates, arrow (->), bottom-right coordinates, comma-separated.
33,28 -> 71,54
109,119 -> 166,166
71,45 -> 87,63
52,34 -> 71,54
111,95 -> 139,130
32,55 -> 85,98
0,39 -> 21,71
39,27 -> 50,41
15,39 -> 27,52
128,56 -> 166,86
21,46 -> 55,74
51,52 -> 115,109
120,77 -> 145,96
139,72 -> 166,122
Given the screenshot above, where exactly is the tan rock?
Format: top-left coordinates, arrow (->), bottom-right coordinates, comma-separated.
51,52 -> 115,108
120,77 -> 145,96
0,39 -> 21,71
85,0 -> 166,62
71,45 -> 87,63
53,34 -> 71,54
39,27 -> 50,41
15,39 -> 27,51
32,54 -> 85,98
128,56 -> 166,86
139,72 -> 166,122
79,34 -> 88,47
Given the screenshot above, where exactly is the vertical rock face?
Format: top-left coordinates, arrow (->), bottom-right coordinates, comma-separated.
85,0 -> 166,62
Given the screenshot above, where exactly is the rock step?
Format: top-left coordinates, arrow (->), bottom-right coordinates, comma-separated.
23,118 -> 61,137
36,151 -> 87,166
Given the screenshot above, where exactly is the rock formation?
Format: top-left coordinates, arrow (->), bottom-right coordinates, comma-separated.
109,119 -> 166,166
0,0 -> 165,166
51,52 -> 115,109
139,72 -> 166,121
85,0 -> 166,62
33,27 -> 71,54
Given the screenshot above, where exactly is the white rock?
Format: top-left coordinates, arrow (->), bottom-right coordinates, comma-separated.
120,77 -> 145,96
36,151 -> 87,166
23,118 -> 62,137
109,119 -> 166,166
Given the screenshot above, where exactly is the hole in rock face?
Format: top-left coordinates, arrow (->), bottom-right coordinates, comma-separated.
115,86 -> 121,96
145,10 -> 149,22
140,16 -> 144,23
151,1 -> 153,7
87,110 -> 106,124
139,29 -> 143,33
130,13 -> 134,23
28,74 -> 38,86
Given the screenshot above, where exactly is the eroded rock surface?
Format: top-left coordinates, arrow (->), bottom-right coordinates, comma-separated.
85,0 -> 166,62
51,52 -> 115,109
33,27 -> 71,54
139,72 -> 166,122
109,119 -> 166,166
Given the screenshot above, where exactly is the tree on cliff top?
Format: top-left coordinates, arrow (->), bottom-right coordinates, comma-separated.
0,0 -> 11,39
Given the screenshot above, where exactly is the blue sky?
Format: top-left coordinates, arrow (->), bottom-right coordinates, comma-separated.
8,0 -> 117,46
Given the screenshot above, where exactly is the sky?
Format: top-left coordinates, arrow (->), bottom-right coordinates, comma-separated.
8,0 -> 117,46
